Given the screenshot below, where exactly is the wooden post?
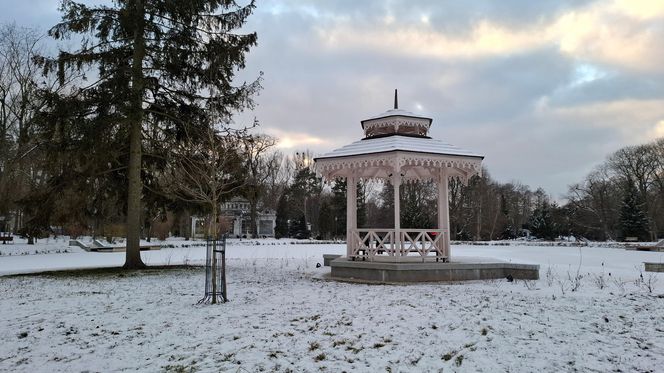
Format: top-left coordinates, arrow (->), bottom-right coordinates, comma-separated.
438,169 -> 450,260
393,168 -> 401,257
346,175 -> 357,258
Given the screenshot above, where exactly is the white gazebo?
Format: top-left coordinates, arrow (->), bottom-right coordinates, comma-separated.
314,91 -> 484,263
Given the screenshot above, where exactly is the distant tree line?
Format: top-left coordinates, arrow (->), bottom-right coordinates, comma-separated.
1,15 -> 663,252
300,138 -> 664,242
566,139 -> 664,241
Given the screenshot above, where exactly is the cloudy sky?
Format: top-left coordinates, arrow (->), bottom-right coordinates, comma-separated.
2,0 -> 664,198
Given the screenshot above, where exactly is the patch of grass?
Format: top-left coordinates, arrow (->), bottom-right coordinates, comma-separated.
268,350 -> 283,359
455,355 -> 464,367
314,353 -> 326,362
220,353 -> 235,362
332,339 -> 347,347
309,314 -> 321,321
9,265 -> 200,279
309,342 -> 320,351
346,345 -> 363,354
442,351 -> 457,361
373,342 -> 385,349
409,354 -> 422,366
162,363 -> 198,373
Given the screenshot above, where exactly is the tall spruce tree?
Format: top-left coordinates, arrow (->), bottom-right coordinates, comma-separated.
376,181 -> 395,228
42,0 -> 260,268
620,181 -> 649,241
274,191 -> 289,239
317,199 -> 334,239
330,178 -> 347,236
529,201 -> 556,240
289,166 -> 321,232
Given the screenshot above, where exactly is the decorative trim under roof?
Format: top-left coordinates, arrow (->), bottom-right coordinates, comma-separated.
314,151 -> 482,184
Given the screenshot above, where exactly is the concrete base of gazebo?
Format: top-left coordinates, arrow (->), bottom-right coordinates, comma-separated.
322,256 -> 539,283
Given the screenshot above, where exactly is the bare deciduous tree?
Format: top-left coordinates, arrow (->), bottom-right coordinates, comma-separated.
162,125 -> 245,303
241,134 -> 277,237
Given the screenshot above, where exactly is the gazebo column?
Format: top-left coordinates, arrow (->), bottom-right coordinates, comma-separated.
438,169 -> 451,259
392,170 -> 401,256
346,175 -> 357,258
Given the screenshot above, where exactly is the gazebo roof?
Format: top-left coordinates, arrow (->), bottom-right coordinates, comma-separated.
361,108 -> 432,124
314,91 -> 484,182
314,134 -> 483,160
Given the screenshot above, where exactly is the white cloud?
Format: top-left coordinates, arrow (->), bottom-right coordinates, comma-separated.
651,120 -> 664,139
536,98 -> 664,144
263,128 -> 332,150
315,0 -> 664,73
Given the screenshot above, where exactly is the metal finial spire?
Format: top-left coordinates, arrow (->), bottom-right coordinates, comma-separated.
394,89 -> 398,109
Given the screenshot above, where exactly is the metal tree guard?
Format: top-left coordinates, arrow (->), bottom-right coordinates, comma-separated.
198,235 -> 228,304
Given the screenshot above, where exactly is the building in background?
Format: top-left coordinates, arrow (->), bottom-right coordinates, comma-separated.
220,197 -> 276,238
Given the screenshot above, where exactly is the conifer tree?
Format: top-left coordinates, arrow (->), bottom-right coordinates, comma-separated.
288,166 -> 321,232
274,191 -> 289,239
530,201 -> 556,240
42,0 -> 260,268
376,180 -> 395,228
330,178 -> 347,236
326,178 -> 367,235
620,181 -> 649,241
317,199 -> 334,239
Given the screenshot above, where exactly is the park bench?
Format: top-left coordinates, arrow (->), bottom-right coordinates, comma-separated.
0,233 -> 13,244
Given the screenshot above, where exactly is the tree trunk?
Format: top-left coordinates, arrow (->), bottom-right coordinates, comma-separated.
210,202 -> 218,304
249,195 -> 258,238
124,0 -> 146,269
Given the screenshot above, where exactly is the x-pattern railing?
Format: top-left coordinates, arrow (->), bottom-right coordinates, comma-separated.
351,229 -> 395,259
349,228 -> 448,261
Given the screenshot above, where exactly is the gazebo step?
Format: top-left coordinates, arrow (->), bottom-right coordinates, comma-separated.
644,262 -> 664,272
329,258 -> 539,283
323,254 -> 342,266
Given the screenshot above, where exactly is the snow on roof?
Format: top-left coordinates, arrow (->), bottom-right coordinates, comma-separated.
314,135 -> 484,160
362,108 -> 431,121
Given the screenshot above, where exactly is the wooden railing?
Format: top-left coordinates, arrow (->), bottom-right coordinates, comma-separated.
349,228 -> 448,262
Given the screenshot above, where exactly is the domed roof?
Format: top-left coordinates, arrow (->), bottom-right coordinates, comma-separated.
313,91 -> 483,182
365,108 -> 419,120
361,90 -> 432,138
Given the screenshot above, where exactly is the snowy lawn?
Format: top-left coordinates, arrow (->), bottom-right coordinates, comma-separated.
0,238 -> 343,275
0,242 -> 663,372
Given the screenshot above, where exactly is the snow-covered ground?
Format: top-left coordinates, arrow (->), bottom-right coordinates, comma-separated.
0,237 -> 343,275
0,239 -> 663,372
